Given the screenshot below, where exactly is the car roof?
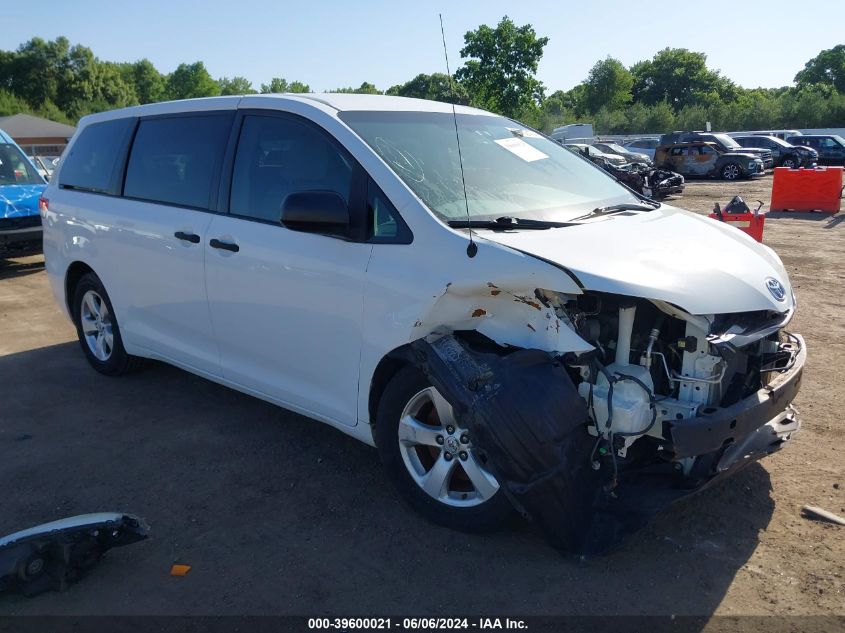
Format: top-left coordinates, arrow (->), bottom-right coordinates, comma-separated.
76,93 -> 495,128
660,141 -> 717,148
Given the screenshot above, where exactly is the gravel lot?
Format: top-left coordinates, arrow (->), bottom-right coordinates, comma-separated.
0,175 -> 842,619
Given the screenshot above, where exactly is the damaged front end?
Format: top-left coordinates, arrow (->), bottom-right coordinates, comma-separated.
409,289 -> 804,555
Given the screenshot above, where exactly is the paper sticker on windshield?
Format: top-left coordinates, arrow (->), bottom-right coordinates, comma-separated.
495,137 -> 548,162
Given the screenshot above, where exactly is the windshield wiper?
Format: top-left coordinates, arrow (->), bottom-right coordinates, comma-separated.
569,202 -> 659,222
447,216 -> 573,230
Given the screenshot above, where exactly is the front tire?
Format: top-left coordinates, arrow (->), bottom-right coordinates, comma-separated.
721,163 -> 741,180
72,272 -> 143,376
782,156 -> 797,168
374,366 -> 513,532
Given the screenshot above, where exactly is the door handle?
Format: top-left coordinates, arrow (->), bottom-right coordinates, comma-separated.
209,238 -> 239,253
174,231 -> 200,244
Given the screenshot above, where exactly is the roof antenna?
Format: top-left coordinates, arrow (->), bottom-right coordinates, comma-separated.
439,13 -> 477,258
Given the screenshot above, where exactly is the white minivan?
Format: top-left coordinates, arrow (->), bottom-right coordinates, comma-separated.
42,94 -> 804,550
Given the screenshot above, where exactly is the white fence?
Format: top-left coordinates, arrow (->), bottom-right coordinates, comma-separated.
593,128 -> 845,143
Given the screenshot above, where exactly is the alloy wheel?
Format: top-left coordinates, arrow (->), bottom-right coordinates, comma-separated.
79,289 -> 114,361
397,387 -> 499,507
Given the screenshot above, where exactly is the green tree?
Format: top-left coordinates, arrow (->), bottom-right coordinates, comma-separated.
594,106 -> 629,134
258,77 -> 309,94
259,77 -> 309,93
218,76 -> 256,95
166,62 -> 220,99
287,80 -> 310,93
260,77 -> 288,93
385,72 -> 468,103
92,61 -> 137,109
455,16 -> 548,117
5,37 -> 71,107
795,45 -> 845,92
631,48 -> 736,109
0,89 -> 32,117
330,82 -> 381,94
130,59 -> 165,104
583,57 -> 633,114
53,43 -> 98,114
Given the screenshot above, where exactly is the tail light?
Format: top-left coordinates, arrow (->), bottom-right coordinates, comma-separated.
39,197 -> 49,219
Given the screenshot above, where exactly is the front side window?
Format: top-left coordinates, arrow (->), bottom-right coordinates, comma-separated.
230,115 -> 354,222
821,136 -> 845,149
339,111 -> 637,223
59,118 -> 134,194
0,143 -> 43,185
124,115 -> 231,209
367,179 -> 411,243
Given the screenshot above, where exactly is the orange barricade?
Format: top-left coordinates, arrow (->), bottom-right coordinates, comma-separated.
770,166 -> 843,213
708,212 -> 765,242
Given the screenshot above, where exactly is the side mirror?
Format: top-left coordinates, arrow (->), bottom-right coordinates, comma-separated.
280,191 -> 350,239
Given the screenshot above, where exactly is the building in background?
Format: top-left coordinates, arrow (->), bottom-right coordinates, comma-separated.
0,114 -> 76,157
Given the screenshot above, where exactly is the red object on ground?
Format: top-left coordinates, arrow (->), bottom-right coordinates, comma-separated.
770,166 -> 843,213
707,212 -> 766,242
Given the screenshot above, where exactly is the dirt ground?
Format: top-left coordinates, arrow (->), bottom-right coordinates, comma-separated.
0,174 -> 843,620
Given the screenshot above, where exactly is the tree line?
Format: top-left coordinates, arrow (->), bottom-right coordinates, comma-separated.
1,19 -> 844,135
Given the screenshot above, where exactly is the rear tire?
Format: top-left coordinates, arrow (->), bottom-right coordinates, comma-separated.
374,365 -> 513,532
781,156 -> 797,168
71,272 -> 143,376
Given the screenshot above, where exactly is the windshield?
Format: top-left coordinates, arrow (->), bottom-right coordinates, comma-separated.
711,134 -> 741,149
339,111 -> 637,222
832,135 -> 845,147
0,143 -> 44,186
602,143 -> 628,154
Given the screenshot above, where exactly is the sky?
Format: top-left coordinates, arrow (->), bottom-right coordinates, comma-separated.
2,0 -> 844,94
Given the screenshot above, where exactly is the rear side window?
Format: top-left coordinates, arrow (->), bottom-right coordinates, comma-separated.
229,115 -> 354,222
124,114 -> 231,209
59,118 -> 135,194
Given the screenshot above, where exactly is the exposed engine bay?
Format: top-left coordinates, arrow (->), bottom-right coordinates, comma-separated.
550,290 -> 801,481
409,288 -> 804,554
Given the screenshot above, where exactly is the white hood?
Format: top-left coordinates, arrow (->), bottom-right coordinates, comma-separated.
480,205 -> 793,315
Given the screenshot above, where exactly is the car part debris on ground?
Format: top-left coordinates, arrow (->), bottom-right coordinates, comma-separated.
0,513 -> 148,596
801,506 -> 845,526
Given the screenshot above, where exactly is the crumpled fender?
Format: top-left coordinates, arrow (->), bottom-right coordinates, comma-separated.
412,280 -> 593,355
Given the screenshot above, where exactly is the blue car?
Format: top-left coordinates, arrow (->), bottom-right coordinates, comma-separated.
1,128 -> 47,257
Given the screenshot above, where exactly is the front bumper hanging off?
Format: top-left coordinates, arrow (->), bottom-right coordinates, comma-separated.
671,333 -> 804,469
409,332 -> 805,556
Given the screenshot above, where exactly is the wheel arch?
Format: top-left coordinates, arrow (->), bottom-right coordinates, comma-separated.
65,261 -> 96,317
368,345 -> 414,432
